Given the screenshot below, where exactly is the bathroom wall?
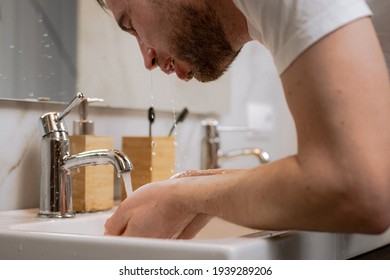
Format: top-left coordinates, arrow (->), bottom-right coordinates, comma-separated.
0,42 -> 297,212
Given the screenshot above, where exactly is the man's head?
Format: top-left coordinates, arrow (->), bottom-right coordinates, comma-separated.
98,0 -> 240,82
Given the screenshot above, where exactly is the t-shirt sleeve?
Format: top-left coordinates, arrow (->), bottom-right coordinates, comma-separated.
233,0 -> 373,75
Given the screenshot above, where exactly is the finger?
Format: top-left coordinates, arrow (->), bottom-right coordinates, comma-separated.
120,216 -> 156,238
104,202 -> 130,236
177,214 -> 213,239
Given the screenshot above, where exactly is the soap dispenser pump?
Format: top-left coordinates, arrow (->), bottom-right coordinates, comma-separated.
73,98 -> 103,135
69,97 -> 115,212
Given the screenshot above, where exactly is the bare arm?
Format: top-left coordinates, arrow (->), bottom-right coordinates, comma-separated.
105,17 -> 390,238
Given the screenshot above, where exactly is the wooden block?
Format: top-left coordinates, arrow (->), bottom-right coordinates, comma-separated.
121,137 -> 175,199
69,135 -> 114,212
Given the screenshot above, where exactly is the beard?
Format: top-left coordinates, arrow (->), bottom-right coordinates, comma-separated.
165,2 -> 240,83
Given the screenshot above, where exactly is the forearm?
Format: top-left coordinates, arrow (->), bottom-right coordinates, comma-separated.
179,155 -> 339,232
179,151 -> 383,233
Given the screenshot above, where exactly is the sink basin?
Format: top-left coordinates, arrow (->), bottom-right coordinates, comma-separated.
1,207 -> 390,259
9,208 -> 261,239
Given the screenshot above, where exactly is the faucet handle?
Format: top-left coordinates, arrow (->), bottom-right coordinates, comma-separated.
39,92 -> 86,136
57,92 -> 86,122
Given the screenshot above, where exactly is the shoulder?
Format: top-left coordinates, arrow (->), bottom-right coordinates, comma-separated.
233,0 -> 372,75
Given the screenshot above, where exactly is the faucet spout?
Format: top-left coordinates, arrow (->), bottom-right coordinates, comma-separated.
219,148 -> 270,165
201,119 -> 270,169
63,149 -> 133,174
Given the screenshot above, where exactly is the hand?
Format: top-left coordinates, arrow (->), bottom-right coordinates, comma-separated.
104,178 -> 212,239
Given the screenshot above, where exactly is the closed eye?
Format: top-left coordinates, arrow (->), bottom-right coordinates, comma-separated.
118,15 -> 136,34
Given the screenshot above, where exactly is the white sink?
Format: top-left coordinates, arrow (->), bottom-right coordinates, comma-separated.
10,208 -> 261,239
1,207 -> 390,259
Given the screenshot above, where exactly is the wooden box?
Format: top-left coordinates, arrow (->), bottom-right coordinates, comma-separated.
121,136 -> 175,199
69,135 -> 114,212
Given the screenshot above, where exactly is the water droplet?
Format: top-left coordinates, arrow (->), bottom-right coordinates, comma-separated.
18,244 -> 23,252
150,95 -> 155,108
151,141 -> 157,148
9,45 -> 15,49
151,152 -> 156,156
149,167 -> 153,172
150,71 -> 155,107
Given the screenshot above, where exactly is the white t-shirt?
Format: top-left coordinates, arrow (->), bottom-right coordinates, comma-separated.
232,0 -> 372,75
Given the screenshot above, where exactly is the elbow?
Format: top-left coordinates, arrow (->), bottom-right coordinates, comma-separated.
358,206 -> 390,235
344,171 -> 390,234
317,151 -> 390,234
359,202 -> 390,234
359,195 -> 390,235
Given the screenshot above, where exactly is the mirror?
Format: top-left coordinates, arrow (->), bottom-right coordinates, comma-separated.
0,0 -> 77,102
0,0 -> 229,113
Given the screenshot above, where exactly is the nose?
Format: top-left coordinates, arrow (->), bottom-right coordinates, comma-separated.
137,38 -> 157,70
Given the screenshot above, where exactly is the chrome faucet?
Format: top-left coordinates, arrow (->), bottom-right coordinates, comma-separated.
38,93 -> 133,218
201,119 -> 270,169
